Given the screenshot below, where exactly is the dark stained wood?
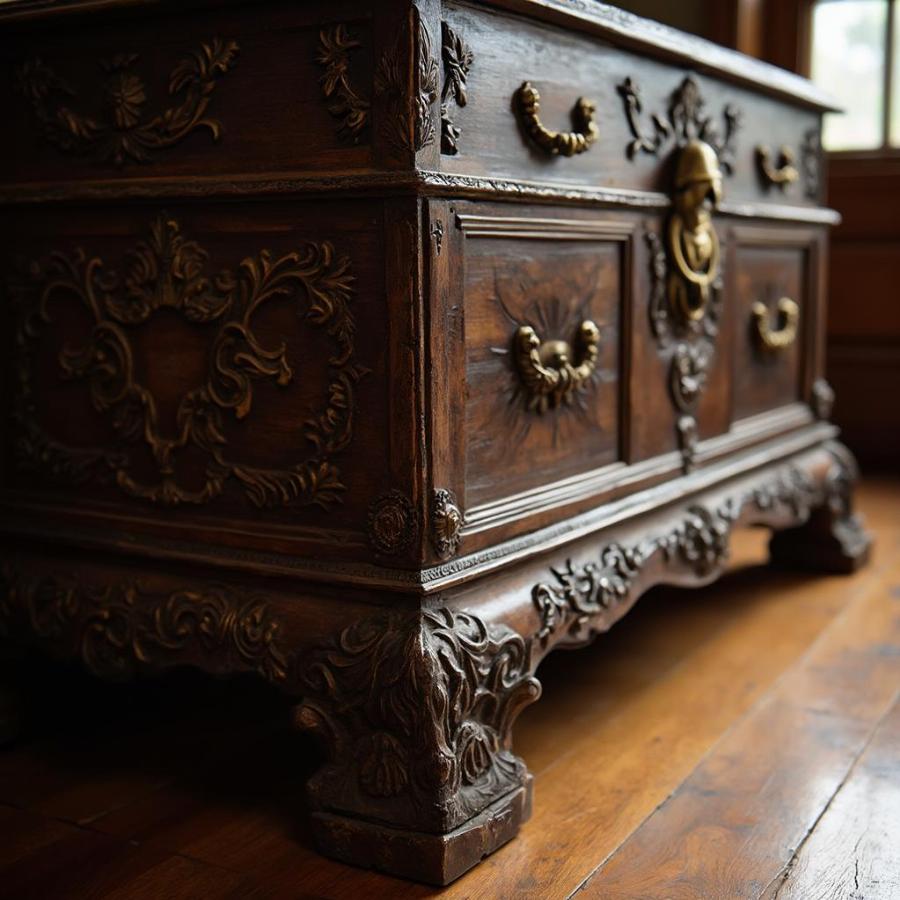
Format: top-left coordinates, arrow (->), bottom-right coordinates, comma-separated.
0,0 -> 871,884
0,480 -> 895,898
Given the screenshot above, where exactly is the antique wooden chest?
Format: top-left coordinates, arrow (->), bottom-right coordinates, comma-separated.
0,0 -> 871,884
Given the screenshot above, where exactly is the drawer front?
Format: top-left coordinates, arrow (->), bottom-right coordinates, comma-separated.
458,211 -> 627,510
0,199 -> 406,565
2,0 -> 379,187
731,227 -> 821,422
440,2 -> 824,207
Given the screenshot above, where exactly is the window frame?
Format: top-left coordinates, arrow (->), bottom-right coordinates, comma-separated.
809,0 -> 900,157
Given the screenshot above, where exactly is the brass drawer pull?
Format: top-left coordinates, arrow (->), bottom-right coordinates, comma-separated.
756,145 -> 799,187
514,320 -> 600,413
515,82 -> 598,156
752,296 -> 799,350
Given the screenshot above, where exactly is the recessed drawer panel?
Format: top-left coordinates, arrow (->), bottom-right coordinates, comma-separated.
459,212 -> 627,509
731,228 -> 820,422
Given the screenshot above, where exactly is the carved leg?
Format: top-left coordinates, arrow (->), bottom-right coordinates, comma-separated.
294,608 -> 541,885
769,441 -> 872,574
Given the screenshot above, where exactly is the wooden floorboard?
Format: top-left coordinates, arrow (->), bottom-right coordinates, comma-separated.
0,479 -> 898,899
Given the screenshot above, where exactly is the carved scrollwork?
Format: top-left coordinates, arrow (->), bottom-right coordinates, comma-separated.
295,608 -> 540,830
15,39 -> 239,166
801,128 -> 822,200
317,24 -> 370,142
9,214 -> 367,510
618,75 -> 740,173
440,21 -> 474,155
432,489 -> 463,559
532,465 -> 823,644
0,564 -> 289,684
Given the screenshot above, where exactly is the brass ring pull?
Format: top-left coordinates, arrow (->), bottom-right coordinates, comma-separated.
756,145 -> 799,187
668,213 -> 720,322
752,297 -> 799,351
515,82 -> 598,157
514,320 -> 600,413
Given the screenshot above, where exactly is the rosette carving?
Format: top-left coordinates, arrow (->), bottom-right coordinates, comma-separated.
9,214 -> 367,510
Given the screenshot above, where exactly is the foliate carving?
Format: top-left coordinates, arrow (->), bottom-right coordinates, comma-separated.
618,76 -> 741,173
317,25 -> 370,142
670,341 -> 713,413
374,8 -> 438,152
0,565 -> 289,684
368,490 -> 417,555
811,378 -> 835,420
296,608 -> 540,830
533,466 -> 821,644
9,214 -> 367,510
440,21 -> 474,155
16,39 -> 239,166
432,489 -> 463,559
801,128 -> 822,200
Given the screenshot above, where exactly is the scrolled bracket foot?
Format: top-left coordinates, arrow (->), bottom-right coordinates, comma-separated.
769,441 -> 873,574
294,607 -> 541,884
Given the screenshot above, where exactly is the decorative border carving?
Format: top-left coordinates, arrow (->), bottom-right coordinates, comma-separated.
532,463 -> 822,643
0,564 -> 289,684
800,128 -> 822,201
296,607 -> 540,830
432,489 -> 463,559
440,20 -> 473,155
317,24 -> 370,142
618,76 -> 741,173
15,39 -> 239,166
9,214 -> 368,510
367,490 -> 418,555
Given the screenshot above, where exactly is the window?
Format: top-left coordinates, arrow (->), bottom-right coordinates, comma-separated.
810,0 -> 900,151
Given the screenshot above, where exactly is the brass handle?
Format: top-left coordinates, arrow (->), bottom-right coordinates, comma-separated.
756,145 -> 799,187
514,320 -> 600,413
515,82 -> 598,157
752,297 -> 799,351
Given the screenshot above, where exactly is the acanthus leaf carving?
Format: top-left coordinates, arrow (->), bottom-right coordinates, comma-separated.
532,464 -> 824,645
295,607 -> 540,831
440,20 -> 474,155
16,39 -> 239,166
317,24 -> 371,143
432,488 -> 463,559
9,214 -> 368,511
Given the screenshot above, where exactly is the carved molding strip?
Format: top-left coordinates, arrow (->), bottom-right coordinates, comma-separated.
800,128 -> 822,200
532,461 -> 827,644
440,21 -> 474,155
295,607 -> 540,831
618,76 -> 741,173
317,24 -> 370,142
9,214 -> 367,510
0,564 -> 290,684
16,39 -> 239,166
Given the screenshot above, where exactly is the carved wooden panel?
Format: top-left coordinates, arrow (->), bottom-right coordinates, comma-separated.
0,200 -> 391,556
731,228 -> 816,422
459,212 -> 626,509
2,2 -> 377,185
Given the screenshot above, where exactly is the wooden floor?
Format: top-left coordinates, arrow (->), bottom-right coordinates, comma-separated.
2,479 -> 899,900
